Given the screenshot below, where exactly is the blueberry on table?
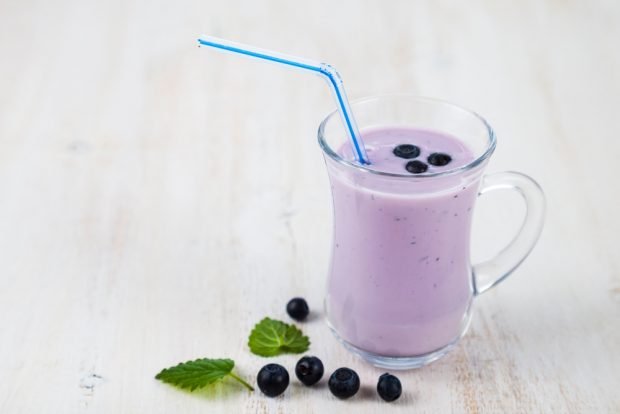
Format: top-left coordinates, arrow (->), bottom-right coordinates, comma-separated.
427,152 -> 452,166
393,144 -> 421,159
286,297 -> 309,321
405,160 -> 428,174
328,367 -> 360,399
377,373 -> 402,402
257,364 -> 289,397
295,356 -> 324,386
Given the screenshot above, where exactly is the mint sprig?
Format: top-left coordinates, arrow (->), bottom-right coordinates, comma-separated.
248,317 -> 310,356
155,358 -> 254,392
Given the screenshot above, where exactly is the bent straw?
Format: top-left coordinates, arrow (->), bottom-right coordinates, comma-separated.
197,35 -> 369,165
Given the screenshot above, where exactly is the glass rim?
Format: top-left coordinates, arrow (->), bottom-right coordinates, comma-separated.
317,93 -> 497,179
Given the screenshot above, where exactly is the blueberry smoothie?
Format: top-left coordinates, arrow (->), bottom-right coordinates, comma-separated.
325,126 -> 480,357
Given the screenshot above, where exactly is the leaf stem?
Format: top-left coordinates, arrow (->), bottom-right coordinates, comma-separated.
228,372 -> 255,392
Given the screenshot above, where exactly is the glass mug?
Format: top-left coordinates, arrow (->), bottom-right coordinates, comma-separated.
318,95 -> 545,369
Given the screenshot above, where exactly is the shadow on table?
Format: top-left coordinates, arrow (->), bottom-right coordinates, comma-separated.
167,380 -> 252,401
423,291 -> 613,379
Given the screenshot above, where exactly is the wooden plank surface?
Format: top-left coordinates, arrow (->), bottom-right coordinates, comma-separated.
0,0 -> 619,412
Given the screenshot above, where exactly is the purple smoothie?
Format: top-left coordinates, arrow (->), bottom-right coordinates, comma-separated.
325,126 -> 479,356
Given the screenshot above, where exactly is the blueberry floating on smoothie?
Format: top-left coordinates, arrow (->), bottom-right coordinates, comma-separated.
393,144 -> 421,159
377,373 -> 402,402
257,363 -> 289,397
427,152 -> 452,166
295,356 -> 324,386
328,367 -> 360,399
405,160 -> 428,174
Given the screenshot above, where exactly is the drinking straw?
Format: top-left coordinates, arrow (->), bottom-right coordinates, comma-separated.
197,35 -> 369,165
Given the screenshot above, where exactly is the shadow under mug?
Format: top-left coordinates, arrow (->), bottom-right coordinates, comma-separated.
318,95 -> 545,369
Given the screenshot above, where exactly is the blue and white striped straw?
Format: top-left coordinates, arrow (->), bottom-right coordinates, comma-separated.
197,35 -> 370,165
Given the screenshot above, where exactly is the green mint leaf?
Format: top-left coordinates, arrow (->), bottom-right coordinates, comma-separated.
155,358 -> 254,392
248,317 -> 310,357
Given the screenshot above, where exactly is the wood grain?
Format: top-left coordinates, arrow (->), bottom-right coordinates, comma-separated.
0,0 -> 618,412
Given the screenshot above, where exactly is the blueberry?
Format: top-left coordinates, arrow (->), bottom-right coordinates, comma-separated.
427,152 -> 452,166
295,356 -> 324,386
405,160 -> 428,174
286,297 -> 309,321
393,144 -> 420,159
328,367 -> 360,399
377,373 -> 402,402
257,364 -> 289,397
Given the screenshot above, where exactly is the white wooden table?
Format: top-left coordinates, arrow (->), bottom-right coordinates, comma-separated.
1,0 -> 619,412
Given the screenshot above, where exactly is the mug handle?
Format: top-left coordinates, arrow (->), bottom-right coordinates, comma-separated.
473,171 -> 546,295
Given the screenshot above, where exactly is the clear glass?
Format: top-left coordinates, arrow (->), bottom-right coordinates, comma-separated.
318,94 -> 545,369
